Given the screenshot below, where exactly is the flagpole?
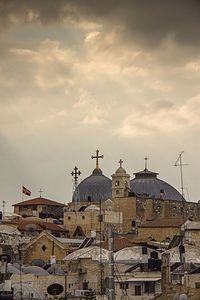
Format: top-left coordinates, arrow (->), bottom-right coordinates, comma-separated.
22,186 -> 24,201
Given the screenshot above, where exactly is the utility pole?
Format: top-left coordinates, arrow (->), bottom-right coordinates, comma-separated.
107,223 -> 115,300
104,209 -> 122,300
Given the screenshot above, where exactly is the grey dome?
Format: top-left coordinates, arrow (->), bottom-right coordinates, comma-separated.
47,264 -> 66,275
23,266 -> 49,276
72,167 -> 112,203
130,168 -> 183,201
7,264 -> 21,274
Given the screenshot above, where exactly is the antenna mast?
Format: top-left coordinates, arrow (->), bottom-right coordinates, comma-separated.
174,151 -> 187,200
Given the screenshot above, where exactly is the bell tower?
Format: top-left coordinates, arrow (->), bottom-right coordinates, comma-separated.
112,159 -> 130,198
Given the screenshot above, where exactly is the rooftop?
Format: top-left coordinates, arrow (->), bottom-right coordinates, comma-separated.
4,218 -> 67,233
13,197 -> 65,207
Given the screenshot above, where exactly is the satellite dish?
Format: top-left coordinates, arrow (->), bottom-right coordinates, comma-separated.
173,294 -> 188,300
179,294 -> 188,300
47,283 -> 63,296
0,254 -> 11,263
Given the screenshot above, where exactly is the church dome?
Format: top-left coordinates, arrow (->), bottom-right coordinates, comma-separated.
130,168 -> 183,201
72,167 -> 112,203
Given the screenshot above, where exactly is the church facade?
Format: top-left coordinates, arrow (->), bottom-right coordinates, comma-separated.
63,151 -> 200,239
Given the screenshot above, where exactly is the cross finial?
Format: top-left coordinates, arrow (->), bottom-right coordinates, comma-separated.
144,156 -> 148,170
71,166 -> 81,183
38,189 -> 43,198
119,159 -> 123,167
91,149 -> 104,169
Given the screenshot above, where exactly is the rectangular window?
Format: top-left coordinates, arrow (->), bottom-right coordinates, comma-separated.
119,283 -> 129,290
144,282 -> 155,294
195,282 -> 200,288
135,285 -> 141,296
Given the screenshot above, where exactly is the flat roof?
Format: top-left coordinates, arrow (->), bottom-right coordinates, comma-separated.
115,278 -> 161,282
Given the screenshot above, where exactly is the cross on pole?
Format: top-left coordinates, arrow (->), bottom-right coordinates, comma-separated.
91,149 -> 104,169
71,166 -> 81,184
38,189 -> 43,198
144,156 -> 148,170
119,159 -> 123,167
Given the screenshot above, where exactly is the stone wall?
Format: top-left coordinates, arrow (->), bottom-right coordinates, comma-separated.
25,234 -> 68,264
137,226 -> 180,241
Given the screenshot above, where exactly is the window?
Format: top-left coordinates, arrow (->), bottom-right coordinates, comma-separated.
135,285 -> 141,296
41,245 -> 47,252
119,283 -> 129,290
115,180 -> 119,186
144,282 -> 155,294
116,190 -> 119,195
195,282 -> 200,288
68,216 -> 71,220
82,215 -> 85,220
132,220 -> 136,227
83,281 -> 88,290
156,205 -> 161,214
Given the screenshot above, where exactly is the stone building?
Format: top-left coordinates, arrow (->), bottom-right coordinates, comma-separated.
137,218 -> 183,242
157,247 -> 200,300
183,220 -> 200,245
24,231 -> 83,264
66,153 -> 200,242
63,246 -> 109,294
13,197 -> 65,219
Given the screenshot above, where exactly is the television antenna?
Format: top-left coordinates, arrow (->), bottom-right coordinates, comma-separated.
174,151 -> 188,201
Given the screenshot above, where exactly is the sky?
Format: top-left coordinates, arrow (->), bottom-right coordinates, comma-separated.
0,0 -> 200,211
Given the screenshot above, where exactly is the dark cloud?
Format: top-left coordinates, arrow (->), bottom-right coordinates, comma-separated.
1,0 -> 200,49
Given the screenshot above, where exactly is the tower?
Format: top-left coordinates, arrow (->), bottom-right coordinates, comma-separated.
111,159 -> 130,198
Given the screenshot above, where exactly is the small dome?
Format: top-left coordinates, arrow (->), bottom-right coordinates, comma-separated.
165,244 -> 200,264
7,264 -> 21,274
47,264 -> 66,275
72,167 -> 112,203
115,166 -> 126,174
85,204 -> 100,211
130,168 -> 183,201
64,246 -> 109,262
23,266 -> 49,276
114,246 -> 160,263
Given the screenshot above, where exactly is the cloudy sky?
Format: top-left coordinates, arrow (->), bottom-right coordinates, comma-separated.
0,0 -> 200,210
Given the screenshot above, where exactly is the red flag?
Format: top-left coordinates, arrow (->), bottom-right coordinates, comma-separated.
22,186 -> 31,196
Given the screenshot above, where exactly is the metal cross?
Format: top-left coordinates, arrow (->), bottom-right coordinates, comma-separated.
119,159 -> 123,167
38,189 -> 43,198
91,149 -> 104,169
144,156 -> 148,170
71,166 -> 81,183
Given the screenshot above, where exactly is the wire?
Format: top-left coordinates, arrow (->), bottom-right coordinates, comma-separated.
114,262 -> 131,300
